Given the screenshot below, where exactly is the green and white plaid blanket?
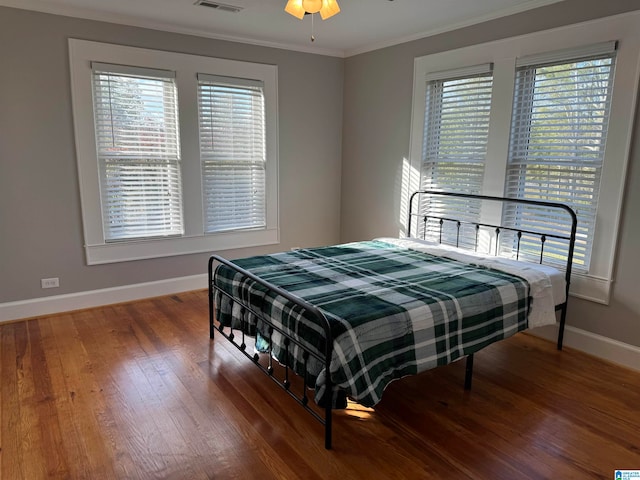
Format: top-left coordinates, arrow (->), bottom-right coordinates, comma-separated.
213,240 -> 530,408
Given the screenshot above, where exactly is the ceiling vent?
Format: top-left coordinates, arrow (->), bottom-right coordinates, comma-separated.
194,0 -> 243,13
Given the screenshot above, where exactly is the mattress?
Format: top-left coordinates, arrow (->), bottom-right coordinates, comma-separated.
378,237 -> 566,328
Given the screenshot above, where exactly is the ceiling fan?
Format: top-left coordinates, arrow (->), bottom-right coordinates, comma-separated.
284,0 -> 340,41
284,0 -> 340,20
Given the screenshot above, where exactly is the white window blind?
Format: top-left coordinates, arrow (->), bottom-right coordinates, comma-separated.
92,63 -> 183,241
420,68 -> 493,247
198,74 -> 266,233
504,48 -> 616,269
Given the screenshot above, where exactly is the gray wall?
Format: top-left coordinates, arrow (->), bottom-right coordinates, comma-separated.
0,7 -> 343,303
340,0 -> 640,346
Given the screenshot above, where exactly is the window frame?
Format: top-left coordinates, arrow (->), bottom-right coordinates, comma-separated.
69,39 -> 279,265
408,13 -> 640,304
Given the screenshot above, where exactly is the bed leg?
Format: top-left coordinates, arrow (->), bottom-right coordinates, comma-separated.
208,257 -> 215,340
209,291 -> 215,340
464,354 -> 474,391
325,406 -> 332,450
557,304 -> 567,351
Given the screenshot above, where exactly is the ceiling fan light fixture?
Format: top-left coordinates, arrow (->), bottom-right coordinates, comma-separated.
319,0 -> 340,19
284,0 -> 305,19
285,0 -> 340,20
302,0 -> 322,14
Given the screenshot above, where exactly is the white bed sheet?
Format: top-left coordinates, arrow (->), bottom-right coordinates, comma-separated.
376,237 -> 566,329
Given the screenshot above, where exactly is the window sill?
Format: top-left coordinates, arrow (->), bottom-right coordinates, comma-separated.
570,272 -> 611,305
85,228 -> 279,265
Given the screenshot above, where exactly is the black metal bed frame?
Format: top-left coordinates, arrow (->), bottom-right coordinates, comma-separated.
207,190 -> 578,450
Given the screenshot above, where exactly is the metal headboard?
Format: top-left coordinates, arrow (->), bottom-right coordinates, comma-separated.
407,190 -> 578,350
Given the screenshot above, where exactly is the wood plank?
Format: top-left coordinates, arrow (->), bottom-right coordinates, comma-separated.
1,324 -> 25,480
14,320 -> 48,479
25,319 -> 70,479
53,311 -> 129,477
37,315 -> 113,479
1,290 -> 639,479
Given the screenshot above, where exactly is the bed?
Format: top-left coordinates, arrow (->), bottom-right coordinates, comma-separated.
207,191 -> 577,449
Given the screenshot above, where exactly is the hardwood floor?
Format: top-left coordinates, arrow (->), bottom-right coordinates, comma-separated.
1,290 -> 639,479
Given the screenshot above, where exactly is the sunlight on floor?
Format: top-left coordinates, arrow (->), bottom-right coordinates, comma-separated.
344,400 -> 375,420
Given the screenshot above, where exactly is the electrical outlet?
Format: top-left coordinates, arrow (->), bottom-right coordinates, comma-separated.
41,277 -> 60,289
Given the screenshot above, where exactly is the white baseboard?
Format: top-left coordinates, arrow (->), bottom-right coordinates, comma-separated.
0,274 -> 208,323
530,324 -> 640,373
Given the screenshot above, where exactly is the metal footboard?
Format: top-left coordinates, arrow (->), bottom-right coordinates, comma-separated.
208,255 -> 334,449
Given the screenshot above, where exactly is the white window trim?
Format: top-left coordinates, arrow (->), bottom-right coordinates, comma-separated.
409,12 -> 640,304
68,39 -> 279,264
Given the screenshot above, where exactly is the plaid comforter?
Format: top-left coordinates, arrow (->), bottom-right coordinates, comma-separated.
213,240 -> 530,408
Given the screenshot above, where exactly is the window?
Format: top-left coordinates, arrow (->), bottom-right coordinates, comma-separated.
198,75 -> 266,233
92,64 -> 183,241
69,40 -> 279,264
409,14 -> 640,303
504,50 -> 615,269
420,65 -> 493,248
